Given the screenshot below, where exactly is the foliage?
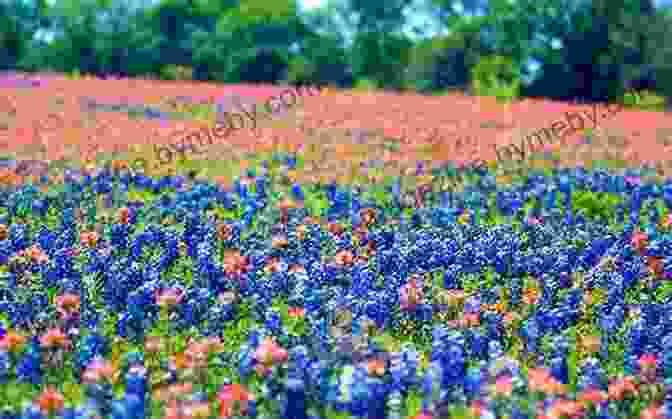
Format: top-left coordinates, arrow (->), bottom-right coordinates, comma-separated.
621,89 -> 666,111
0,151 -> 667,417
470,54 -> 521,102
404,30 -> 484,93
571,190 -> 623,222
353,78 -> 378,91
160,64 -> 194,81
0,0 -> 670,103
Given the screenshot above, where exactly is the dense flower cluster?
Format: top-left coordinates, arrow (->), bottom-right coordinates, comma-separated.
0,156 -> 670,419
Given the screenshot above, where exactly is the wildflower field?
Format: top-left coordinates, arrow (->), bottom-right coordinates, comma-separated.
2,73 -> 672,419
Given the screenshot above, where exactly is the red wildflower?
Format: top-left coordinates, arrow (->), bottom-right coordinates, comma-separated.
399,277 -> 423,311
289,264 -> 306,274
271,235 -> 289,249
608,377 -> 638,400
218,383 -> 253,418
278,198 -> 300,223
22,244 -> 49,264
492,374 -> 513,397
359,208 -> 377,226
334,249 -> 355,267
631,229 -> 648,254
80,231 -> 99,248
263,257 -> 282,274
154,382 -> 194,403
35,387 -> 65,415
288,307 -> 305,318
222,250 -> 249,277
295,224 -> 309,240
646,256 -> 664,277
469,400 -> 486,418
144,336 -> 164,354
82,358 -> 117,383
661,214 -> 672,229
39,328 -> 70,350
366,358 -> 386,377
577,388 -> 608,406
117,207 -> 131,224
216,223 -> 233,241
546,400 -> 584,419
326,222 -> 345,236
639,354 -> 658,382
641,404 -> 663,419
254,338 -> 288,367
54,293 -> 80,318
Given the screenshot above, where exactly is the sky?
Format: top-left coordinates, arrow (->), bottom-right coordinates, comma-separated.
301,0 -> 672,12
299,0 -> 324,10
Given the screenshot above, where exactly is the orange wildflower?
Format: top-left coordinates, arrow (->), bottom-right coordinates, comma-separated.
608,377 -> 638,400
172,351 -> 188,371
581,335 -> 601,354
523,287 -> 540,305
366,358 -> 386,377
334,249 -> 355,267
0,331 -> 27,352
359,207 -> 377,226
326,222 -> 345,236
271,235 -> 289,249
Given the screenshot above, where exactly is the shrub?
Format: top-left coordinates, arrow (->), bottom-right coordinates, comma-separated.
68,68 -> 82,80
470,55 -> 521,102
160,65 -> 194,81
286,56 -> 317,85
620,90 -> 666,111
571,190 -> 623,222
354,78 -> 379,91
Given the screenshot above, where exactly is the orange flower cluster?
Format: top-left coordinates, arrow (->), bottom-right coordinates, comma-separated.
80,230 -> 99,247
54,293 -> 81,319
218,383 -> 254,418
222,250 -> 249,277
13,244 -> 49,264
0,331 -> 28,352
39,328 -> 70,350
0,168 -> 22,187
527,368 -> 566,395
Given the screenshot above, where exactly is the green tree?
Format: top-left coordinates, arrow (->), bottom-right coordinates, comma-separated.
0,0 -> 49,70
191,0 -> 308,83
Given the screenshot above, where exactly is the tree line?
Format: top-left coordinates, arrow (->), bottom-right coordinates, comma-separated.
1,0 -> 671,105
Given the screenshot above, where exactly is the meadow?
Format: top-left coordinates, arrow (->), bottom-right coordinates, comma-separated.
1,73 -> 672,419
